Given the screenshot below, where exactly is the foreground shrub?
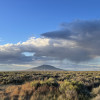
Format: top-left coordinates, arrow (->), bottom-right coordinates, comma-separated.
91,86 -> 100,96
91,85 -> 100,100
0,78 -> 59,100
58,80 -> 78,100
92,95 -> 100,100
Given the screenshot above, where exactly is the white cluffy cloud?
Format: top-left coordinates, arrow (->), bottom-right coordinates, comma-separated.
0,37 -> 78,64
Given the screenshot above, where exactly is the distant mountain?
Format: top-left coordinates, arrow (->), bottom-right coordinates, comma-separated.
28,65 -> 63,71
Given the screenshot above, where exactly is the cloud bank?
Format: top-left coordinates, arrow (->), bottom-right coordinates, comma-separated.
42,20 -> 100,62
0,20 -> 100,68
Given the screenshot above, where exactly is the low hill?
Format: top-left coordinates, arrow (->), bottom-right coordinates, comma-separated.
29,65 -> 63,71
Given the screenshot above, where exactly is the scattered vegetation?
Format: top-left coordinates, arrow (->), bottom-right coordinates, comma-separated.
0,71 -> 100,100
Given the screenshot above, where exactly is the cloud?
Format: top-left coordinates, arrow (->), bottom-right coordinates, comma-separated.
42,20 -> 100,40
0,36 -> 93,64
0,37 -> 50,64
41,20 -> 100,62
1,20 -> 100,66
42,30 -> 73,39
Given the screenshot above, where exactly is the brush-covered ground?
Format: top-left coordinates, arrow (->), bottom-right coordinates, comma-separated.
0,71 -> 100,100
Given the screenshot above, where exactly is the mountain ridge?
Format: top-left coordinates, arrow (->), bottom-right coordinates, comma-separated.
28,65 -> 63,71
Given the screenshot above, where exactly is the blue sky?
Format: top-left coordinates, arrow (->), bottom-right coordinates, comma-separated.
0,0 -> 100,44
0,0 -> 100,71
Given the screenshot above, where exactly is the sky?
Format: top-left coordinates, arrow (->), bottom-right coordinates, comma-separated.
0,0 -> 100,71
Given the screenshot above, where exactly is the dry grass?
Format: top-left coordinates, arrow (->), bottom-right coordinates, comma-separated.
0,79 -> 59,100
92,95 -> 100,100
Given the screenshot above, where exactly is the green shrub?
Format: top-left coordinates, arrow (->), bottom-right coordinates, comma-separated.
31,81 -> 40,88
